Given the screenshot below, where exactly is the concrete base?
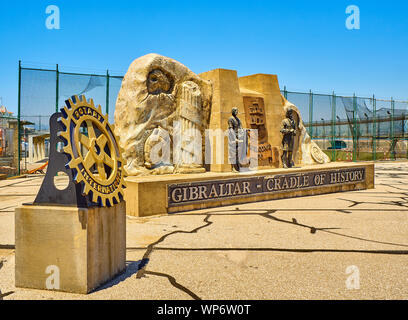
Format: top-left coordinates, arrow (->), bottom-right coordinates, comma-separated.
15,202 -> 126,294
175,166 -> 206,174
124,163 -> 374,217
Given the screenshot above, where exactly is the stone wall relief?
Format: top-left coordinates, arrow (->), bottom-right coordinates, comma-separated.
174,81 -> 206,173
243,96 -> 278,167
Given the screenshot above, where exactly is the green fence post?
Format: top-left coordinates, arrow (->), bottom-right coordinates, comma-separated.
352,94 -> 357,162
331,91 -> 336,161
106,70 -> 110,115
309,90 -> 313,139
17,60 -> 22,176
56,64 -> 59,113
391,97 -> 395,160
372,95 -> 377,161
283,86 -> 287,99
406,99 -> 408,160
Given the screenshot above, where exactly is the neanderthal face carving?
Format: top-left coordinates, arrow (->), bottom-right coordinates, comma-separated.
286,109 -> 293,120
147,69 -> 173,95
232,107 -> 238,117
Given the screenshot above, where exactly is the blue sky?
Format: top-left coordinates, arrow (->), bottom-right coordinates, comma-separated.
1,0 -> 407,114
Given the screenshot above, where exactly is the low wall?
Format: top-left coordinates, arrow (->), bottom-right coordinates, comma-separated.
124,162 -> 374,217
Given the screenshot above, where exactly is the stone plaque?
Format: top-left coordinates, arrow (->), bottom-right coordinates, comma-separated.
243,96 -> 273,166
243,97 -> 268,142
259,142 -> 273,162
168,167 -> 366,207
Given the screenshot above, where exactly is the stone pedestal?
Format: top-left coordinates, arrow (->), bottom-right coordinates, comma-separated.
124,163 -> 374,217
15,202 -> 126,294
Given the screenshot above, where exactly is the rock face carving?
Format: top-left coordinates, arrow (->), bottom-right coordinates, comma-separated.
146,69 -> 173,95
114,54 -> 212,175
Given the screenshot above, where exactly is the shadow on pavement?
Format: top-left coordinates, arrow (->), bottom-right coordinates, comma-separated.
91,259 -> 149,293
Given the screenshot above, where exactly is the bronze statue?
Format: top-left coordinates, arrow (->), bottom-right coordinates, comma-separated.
228,107 -> 245,172
280,108 -> 297,168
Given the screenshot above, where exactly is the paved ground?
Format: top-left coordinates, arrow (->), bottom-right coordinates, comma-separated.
0,162 -> 408,300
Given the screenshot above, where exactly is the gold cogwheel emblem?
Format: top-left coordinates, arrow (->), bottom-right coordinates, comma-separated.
59,95 -> 126,207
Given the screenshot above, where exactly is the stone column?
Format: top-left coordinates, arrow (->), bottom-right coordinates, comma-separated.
199,69 -> 245,172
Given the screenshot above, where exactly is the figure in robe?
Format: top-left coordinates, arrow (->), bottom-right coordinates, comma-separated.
280,107 -> 297,168
228,107 -> 248,172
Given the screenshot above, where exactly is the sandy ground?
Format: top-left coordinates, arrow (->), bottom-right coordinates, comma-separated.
0,162 -> 408,300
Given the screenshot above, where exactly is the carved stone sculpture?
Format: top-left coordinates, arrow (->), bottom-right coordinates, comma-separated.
280,97 -> 330,166
115,54 -> 329,175
114,54 -> 212,175
243,96 -> 273,166
175,81 -> 205,173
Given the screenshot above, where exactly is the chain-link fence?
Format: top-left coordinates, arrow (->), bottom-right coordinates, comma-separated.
0,114 -> 17,177
283,88 -> 408,163
12,62 -> 123,176
5,62 -> 407,177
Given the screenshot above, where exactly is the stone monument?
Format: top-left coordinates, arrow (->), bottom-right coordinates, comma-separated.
114,54 -> 212,175
15,95 -> 126,294
115,54 -> 374,217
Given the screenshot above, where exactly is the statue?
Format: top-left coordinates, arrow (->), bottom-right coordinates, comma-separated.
228,107 -> 247,172
280,107 -> 297,168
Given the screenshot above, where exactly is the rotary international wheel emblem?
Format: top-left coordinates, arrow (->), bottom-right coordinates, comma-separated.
59,95 -> 126,207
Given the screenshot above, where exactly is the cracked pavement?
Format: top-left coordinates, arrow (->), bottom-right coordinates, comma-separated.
0,162 -> 408,299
